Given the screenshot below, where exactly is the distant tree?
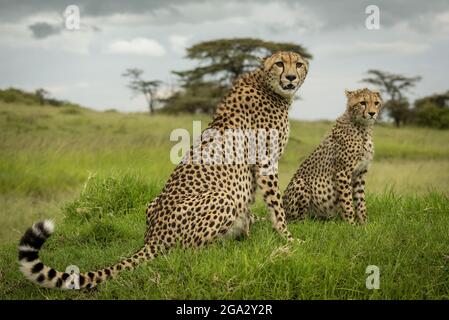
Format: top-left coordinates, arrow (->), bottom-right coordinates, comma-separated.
163,38 -> 312,114
384,98 -> 411,126
35,88 -> 49,105
411,90 -> 449,129
122,68 -> 162,114
161,82 -> 224,114
361,70 -> 421,127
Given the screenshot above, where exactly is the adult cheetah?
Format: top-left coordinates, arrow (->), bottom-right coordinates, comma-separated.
18,51 -> 309,290
283,88 -> 383,225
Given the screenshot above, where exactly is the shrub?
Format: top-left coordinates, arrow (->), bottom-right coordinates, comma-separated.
60,106 -> 82,115
0,88 -> 39,105
411,101 -> 449,129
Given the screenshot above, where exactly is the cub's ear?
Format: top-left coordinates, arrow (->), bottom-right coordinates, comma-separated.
345,89 -> 354,98
372,90 -> 382,98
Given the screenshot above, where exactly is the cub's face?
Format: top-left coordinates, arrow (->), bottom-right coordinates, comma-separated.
346,88 -> 383,125
263,51 -> 308,99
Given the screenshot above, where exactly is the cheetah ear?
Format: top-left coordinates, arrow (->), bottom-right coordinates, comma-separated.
345,89 -> 354,98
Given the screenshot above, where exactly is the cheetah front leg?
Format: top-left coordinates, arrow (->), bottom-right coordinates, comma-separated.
352,172 -> 367,224
256,166 -> 295,242
336,170 -> 356,225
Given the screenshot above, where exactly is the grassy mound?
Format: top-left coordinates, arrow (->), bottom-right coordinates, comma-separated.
0,175 -> 447,299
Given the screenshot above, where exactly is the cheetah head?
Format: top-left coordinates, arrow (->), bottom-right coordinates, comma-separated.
261,51 -> 309,100
345,88 -> 383,125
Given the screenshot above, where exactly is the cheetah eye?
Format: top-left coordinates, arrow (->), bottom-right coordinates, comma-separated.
275,61 -> 284,68
374,101 -> 380,106
296,62 -> 303,68
360,101 -> 367,106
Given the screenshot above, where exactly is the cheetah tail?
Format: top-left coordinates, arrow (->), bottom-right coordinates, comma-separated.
18,220 -> 158,290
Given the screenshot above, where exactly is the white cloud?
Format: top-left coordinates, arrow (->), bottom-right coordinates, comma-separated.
82,1 -> 324,34
106,37 -> 166,56
432,10 -> 449,33
169,35 -> 191,54
0,10 -> 98,55
320,41 -> 430,56
221,2 -> 324,34
362,42 -> 430,54
0,21 -> 93,55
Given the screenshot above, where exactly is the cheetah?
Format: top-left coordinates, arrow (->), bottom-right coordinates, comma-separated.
18,51 -> 309,290
283,88 -> 383,225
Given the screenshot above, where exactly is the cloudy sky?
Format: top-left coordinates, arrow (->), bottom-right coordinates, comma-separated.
0,0 -> 448,119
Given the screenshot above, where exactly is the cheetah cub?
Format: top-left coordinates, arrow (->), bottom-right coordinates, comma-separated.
283,88 -> 383,225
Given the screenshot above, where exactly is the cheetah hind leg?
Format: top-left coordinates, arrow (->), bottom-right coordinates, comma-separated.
283,179 -> 310,222
173,191 -> 251,247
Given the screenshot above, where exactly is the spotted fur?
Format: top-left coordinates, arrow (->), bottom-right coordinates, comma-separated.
283,88 -> 383,224
18,51 -> 309,290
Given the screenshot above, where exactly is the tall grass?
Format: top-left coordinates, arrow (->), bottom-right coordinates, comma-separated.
0,174 -> 447,299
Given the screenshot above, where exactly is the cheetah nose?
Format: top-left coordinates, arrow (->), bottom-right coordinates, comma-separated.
286,75 -> 297,81
368,112 -> 376,117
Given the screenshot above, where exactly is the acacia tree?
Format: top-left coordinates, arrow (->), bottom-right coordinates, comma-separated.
163,38 -> 312,114
361,70 -> 421,127
174,38 -> 312,86
35,88 -> 49,105
122,68 -> 162,114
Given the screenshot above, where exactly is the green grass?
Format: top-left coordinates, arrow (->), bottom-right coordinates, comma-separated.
0,103 -> 448,299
